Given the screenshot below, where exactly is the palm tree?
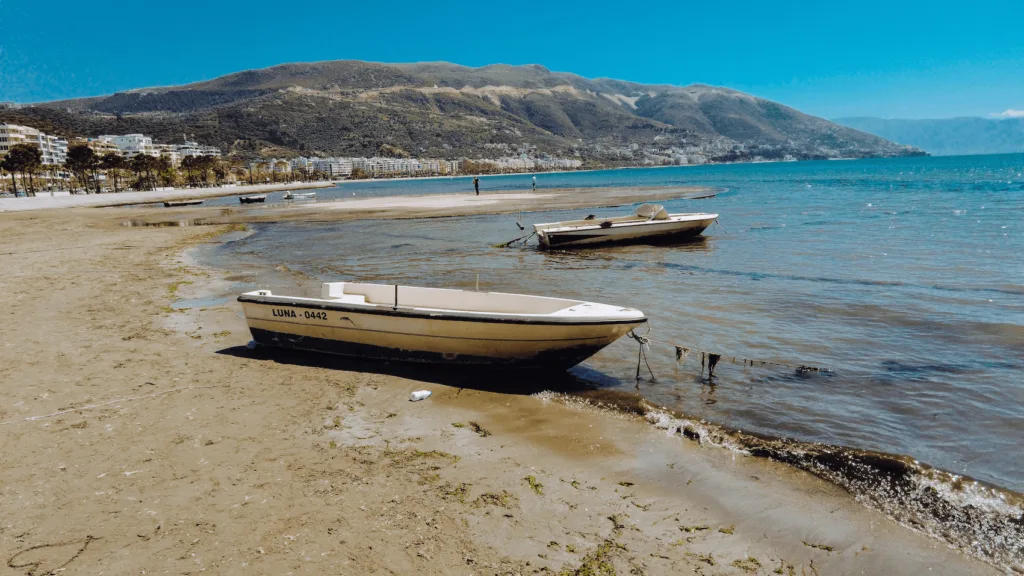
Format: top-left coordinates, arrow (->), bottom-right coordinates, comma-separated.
212,159 -> 227,186
180,155 -> 197,187
99,153 -> 126,192
195,156 -> 217,187
0,155 -> 18,196
65,144 -> 98,193
0,144 -> 43,196
274,160 -> 289,182
129,154 -> 158,190
252,162 -> 268,185
226,156 -> 246,185
154,156 -> 175,188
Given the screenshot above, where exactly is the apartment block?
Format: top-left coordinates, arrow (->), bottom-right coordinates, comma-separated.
72,137 -> 121,157
0,123 -> 69,165
98,134 -> 156,158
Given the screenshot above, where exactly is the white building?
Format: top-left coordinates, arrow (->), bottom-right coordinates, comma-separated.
43,133 -> 68,165
153,144 -> 180,166
266,158 -> 292,173
92,135 -> 220,165
174,140 -> 221,159
98,134 -> 157,158
311,158 -> 352,177
290,157 -> 313,172
72,137 -> 120,158
0,123 -> 68,165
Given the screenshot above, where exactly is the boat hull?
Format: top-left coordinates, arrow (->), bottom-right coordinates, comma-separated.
240,298 -> 644,370
538,217 -> 715,248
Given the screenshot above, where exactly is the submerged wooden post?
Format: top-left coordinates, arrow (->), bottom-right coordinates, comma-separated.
394,284 -> 398,310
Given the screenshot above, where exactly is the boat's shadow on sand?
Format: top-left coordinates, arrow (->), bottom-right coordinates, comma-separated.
216,345 -> 621,396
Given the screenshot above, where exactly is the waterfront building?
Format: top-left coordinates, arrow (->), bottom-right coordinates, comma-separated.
174,140 -> 221,159
98,134 -> 157,158
290,157 -> 313,172
311,158 -> 352,177
153,144 -> 180,166
0,123 -> 69,165
72,137 -> 121,158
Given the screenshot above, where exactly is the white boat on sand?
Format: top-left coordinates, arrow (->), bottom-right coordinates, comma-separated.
239,282 -> 646,370
534,204 -> 718,248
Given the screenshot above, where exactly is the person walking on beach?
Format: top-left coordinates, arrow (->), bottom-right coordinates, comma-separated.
532,175 -> 536,191
473,176 -> 480,196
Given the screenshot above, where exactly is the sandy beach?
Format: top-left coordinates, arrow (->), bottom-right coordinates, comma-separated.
119,185 -> 719,228
0,181 -> 333,213
0,202 -> 1002,575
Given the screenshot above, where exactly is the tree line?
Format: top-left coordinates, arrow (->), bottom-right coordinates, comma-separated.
0,144 -> 333,197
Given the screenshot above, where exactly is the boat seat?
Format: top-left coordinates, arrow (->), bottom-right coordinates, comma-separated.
322,282 -> 345,299
320,283 -> 368,305
333,294 -> 367,305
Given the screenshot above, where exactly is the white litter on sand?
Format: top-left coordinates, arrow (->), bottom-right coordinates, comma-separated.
409,390 -> 432,402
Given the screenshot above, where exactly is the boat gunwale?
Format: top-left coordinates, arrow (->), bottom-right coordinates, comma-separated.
535,212 -> 718,235
238,294 -> 647,326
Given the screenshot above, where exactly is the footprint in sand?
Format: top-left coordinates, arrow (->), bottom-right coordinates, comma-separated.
7,536 -> 98,576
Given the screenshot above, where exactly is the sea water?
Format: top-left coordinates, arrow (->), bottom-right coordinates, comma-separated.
202,154 -> 1024,568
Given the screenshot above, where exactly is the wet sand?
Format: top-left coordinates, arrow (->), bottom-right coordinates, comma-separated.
0,181 -> 333,212
0,206 -> 1000,574
120,185 -> 718,226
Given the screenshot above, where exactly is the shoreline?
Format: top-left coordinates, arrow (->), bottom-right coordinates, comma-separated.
119,185 -> 721,227
0,155 -> 937,214
0,204 -> 1012,573
196,209 -> 1024,572
340,167 -> 599,184
0,181 -> 333,212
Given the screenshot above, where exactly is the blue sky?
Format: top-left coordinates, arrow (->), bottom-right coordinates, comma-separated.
1,0 -> 1021,119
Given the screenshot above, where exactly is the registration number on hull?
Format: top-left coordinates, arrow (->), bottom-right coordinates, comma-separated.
272,308 -> 328,321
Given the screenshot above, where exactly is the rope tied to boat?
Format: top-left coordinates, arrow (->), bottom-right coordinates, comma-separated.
493,231 -> 536,248
628,327 -> 656,383
670,342 -> 831,376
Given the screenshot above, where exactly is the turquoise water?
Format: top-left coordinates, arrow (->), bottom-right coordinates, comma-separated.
205,155 -> 1023,567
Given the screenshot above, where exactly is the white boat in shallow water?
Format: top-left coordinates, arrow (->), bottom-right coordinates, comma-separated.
283,191 -> 316,200
534,204 -> 718,248
239,282 -> 646,370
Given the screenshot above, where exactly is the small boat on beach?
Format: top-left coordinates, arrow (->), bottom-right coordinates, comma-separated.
163,199 -> 204,207
534,204 -> 718,249
239,194 -> 266,204
283,191 -> 316,200
239,282 -> 646,370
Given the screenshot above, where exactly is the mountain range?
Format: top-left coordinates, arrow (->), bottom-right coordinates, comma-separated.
0,61 -> 924,163
834,116 -> 1024,157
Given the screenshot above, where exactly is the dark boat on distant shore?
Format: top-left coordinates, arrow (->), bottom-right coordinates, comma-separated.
239,195 -> 266,204
163,199 -> 204,207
